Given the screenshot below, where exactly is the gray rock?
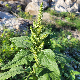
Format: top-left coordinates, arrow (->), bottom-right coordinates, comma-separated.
20,0 -> 32,6
52,0 -> 58,2
77,0 -> 80,4
0,11 -> 15,19
71,3 -> 78,12
0,1 -> 25,13
0,11 -> 33,36
54,0 -> 80,13
25,1 -> 49,15
55,0 -> 69,12
50,1 -> 56,8
0,1 -> 4,5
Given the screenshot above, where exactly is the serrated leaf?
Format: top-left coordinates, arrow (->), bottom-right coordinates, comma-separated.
1,57 -> 27,70
40,31 -> 49,40
38,73 -> 50,80
1,49 -> 33,70
35,67 -> 51,80
12,49 -> 29,63
9,36 -> 32,48
38,49 -> 60,80
0,66 -> 24,80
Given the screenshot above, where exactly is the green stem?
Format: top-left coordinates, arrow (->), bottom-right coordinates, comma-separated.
33,53 -> 39,65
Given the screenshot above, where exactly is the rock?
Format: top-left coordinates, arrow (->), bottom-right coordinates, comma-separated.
42,12 -> 51,20
0,11 -> 16,31
32,0 -> 52,6
70,3 -> 78,12
25,1 -> 49,15
5,0 -> 17,1
77,0 -> 80,4
55,0 -> 69,12
0,11 -> 15,19
0,1 -> 4,5
20,0 -> 32,6
9,1 -> 22,13
4,18 -> 33,31
0,1 -> 26,13
65,0 -> 78,12
54,0 -> 79,13
32,0 -> 52,3
0,1 -> 10,12
0,1 -> 17,12
52,0 -> 58,2
0,3 -> 3,7
50,0 -> 57,9
0,17 -> 33,31
65,0 -> 76,7
0,11 -> 33,36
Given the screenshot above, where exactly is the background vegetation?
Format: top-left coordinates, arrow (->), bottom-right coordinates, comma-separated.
0,2 -> 80,80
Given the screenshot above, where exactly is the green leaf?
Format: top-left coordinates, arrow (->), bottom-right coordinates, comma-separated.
11,49 -> 29,63
9,36 -> 32,48
40,31 -> 49,40
35,67 -> 51,80
38,49 -> 61,80
1,57 -> 27,70
1,49 -> 33,70
0,66 -> 24,80
74,71 -> 80,75
70,74 -> 75,80
38,73 -> 50,80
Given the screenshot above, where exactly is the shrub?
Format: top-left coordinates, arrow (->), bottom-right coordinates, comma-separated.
49,30 -> 80,80
60,12 -> 69,18
0,2 -> 61,80
0,28 -> 25,64
17,5 -> 33,20
67,12 -> 76,20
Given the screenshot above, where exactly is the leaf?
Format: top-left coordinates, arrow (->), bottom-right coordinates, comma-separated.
74,71 -> 80,75
55,52 -> 80,65
40,31 -> 49,40
35,67 -> 52,80
1,49 -> 33,70
0,66 -> 24,80
1,57 -> 27,70
11,49 -> 29,63
38,49 -> 61,80
70,74 -> 75,80
9,36 -> 32,48
38,73 -> 50,80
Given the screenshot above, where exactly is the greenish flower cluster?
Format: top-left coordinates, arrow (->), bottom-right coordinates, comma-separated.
30,2 -> 49,65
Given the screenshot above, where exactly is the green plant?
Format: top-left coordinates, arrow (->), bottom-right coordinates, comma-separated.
49,30 -> 80,80
5,4 -> 11,10
67,12 -> 76,20
65,17 -> 71,21
17,5 -> 33,20
0,2 -> 60,80
17,5 -> 22,11
56,20 -> 67,27
71,18 -> 80,31
50,9 -> 60,16
60,12 -> 69,18
0,28 -> 25,64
